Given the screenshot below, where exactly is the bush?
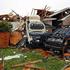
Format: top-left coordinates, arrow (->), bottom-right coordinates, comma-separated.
0,21 -> 12,32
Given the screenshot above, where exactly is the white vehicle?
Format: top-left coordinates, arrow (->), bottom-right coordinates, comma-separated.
16,15 -> 46,48
26,16 -> 46,48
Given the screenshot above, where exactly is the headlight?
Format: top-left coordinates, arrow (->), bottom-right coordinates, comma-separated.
64,40 -> 68,45
56,39 -> 63,43
36,40 -> 40,42
46,30 -> 48,32
29,36 -> 33,41
52,38 -> 55,42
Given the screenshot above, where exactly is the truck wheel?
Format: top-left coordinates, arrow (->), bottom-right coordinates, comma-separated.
25,38 -> 32,49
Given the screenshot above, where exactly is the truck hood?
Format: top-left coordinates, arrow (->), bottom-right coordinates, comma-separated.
29,31 -> 45,36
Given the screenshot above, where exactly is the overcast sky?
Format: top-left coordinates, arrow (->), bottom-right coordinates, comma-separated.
0,0 -> 70,16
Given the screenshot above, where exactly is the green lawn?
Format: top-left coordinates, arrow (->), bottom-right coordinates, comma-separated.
0,48 -> 66,70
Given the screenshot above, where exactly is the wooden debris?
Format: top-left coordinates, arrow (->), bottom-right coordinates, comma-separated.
36,49 -> 53,57
10,31 -> 22,45
64,53 -> 70,56
65,67 -> 70,70
12,60 -> 45,70
0,64 -> 3,70
20,48 -> 30,52
12,60 -> 42,68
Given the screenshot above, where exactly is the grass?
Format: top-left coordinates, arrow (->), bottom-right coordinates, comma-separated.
46,56 -> 65,70
0,48 -> 66,70
0,48 -> 20,57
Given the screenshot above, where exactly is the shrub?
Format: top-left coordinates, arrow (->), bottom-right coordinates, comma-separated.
0,21 -> 12,32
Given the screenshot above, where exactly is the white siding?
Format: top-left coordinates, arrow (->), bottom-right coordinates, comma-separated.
44,20 -> 52,25
11,22 -> 20,31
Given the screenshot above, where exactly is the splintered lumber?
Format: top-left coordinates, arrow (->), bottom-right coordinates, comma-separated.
64,53 -> 70,56
0,64 -> 3,70
12,60 -> 42,68
23,68 -> 30,70
20,48 -> 30,52
65,67 -> 70,70
36,49 -> 53,57
23,66 -> 45,70
62,65 -> 70,70
65,38 -> 70,40
10,31 -> 22,45
12,60 -> 45,70
0,32 -> 10,48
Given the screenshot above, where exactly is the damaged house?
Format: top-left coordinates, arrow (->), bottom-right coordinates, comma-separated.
31,7 -> 54,32
49,8 -> 70,28
0,10 -> 24,31
43,8 -> 70,30
0,10 -> 24,46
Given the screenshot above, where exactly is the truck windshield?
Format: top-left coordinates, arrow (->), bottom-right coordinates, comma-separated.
30,22 -> 44,29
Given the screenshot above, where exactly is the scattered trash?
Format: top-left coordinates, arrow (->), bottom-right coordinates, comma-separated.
0,54 -> 23,60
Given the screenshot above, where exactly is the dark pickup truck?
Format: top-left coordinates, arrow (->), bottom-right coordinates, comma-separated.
43,27 -> 70,55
